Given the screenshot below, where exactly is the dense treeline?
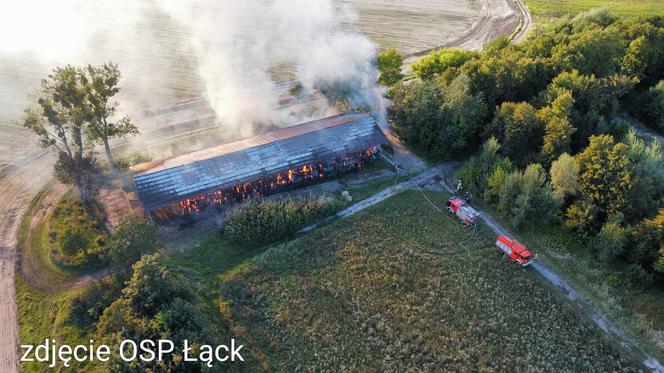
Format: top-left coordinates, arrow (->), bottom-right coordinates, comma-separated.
386,9 -> 664,288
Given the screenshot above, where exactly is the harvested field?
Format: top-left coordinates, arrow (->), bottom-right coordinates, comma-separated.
217,191 -> 640,371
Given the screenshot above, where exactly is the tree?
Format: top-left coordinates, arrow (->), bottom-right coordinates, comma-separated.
486,102 -> 543,166
389,80 -> 443,155
620,24 -> 664,81
575,135 -> 633,217
565,200 -> 598,237
631,209 -> 664,271
376,48 -> 404,86
95,254 -> 210,372
52,151 -> 100,203
121,254 -> 194,317
631,80 -> 664,131
411,48 -> 478,80
107,216 -> 159,266
624,130 -> 664,221
540,91 -> 576,163
438,75 -> 488,153
593,213 -> 627,262
542,71 -> 635,150
498,164 -> 559,228
23,65 -> 99,202
550,153 -> 579,200
551,27 -> 625,77
459,137 -> 511,193
485,163 -> 511,204
82,63 -> 139,169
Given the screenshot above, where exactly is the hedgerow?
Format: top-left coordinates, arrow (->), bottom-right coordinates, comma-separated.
223,195 -> 345,247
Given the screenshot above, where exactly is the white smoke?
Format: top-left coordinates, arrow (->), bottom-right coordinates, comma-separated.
155,0 -> 385,136
0,0 -> 385,140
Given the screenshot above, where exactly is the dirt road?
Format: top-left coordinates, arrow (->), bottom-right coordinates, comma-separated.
404,0 -> 531,66
0,146 -> 53,373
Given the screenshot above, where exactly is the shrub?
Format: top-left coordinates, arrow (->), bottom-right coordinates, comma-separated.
631,81 -> 664,131
565,200 -> 598,238
107,216 -> 159,266
224,195 -> 344,247
69,273 -> 125,328
623,264 -> 653,291
50,195 -> 108,268
115,151 -> 152,170
593,214 -> 627,262
58,225 -> 95,257
411,48 -> 478,80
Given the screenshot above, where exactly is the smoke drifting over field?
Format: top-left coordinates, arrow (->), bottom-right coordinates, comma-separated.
0,0 -> 384,137
156,0 -> 385,134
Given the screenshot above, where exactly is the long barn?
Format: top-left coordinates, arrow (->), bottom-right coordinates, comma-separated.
131,113 -> 388,216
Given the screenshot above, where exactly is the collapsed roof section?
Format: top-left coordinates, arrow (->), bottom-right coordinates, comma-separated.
132,113 -> 388,211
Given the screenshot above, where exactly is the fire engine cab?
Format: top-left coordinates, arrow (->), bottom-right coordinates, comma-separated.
495,235 -> 534,267
446,196 -> 480,226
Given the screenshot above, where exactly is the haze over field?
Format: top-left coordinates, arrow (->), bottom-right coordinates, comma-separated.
0,0 -> 481,141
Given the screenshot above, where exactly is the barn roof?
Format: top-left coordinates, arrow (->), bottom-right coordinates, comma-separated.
132,113 -> 387,211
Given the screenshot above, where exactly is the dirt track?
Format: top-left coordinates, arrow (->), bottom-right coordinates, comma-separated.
405,0 -> 530,65
0,145 -> 53,373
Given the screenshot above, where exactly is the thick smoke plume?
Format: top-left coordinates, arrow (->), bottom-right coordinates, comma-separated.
155,0 -> 385,136
0,0 -> 385,139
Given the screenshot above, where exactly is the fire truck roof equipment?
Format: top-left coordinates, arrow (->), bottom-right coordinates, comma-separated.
132,113 -> 387,211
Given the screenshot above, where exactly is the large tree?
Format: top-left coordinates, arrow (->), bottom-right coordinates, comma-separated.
575,135 -> 633,217
389,80 -> 443,155
82,63 -> 138,169
376,48 -> 404,87
486,102 -> 544,167
550,152 -> 579,200
540,91 -> 576,163
411,48 -> 478,80
107,216 -> 159,266
23,65 -> 99,202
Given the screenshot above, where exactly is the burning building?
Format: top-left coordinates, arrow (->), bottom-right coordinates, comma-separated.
132,113 -> 388,218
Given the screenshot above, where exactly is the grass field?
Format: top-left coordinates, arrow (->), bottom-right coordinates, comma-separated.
17,188 -> 644,370
193,191 -> 641,371
525,0 -> 664,19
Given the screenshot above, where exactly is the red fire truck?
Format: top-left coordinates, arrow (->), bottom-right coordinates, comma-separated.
495,235 -> 534,267
446,196 -> 480,226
